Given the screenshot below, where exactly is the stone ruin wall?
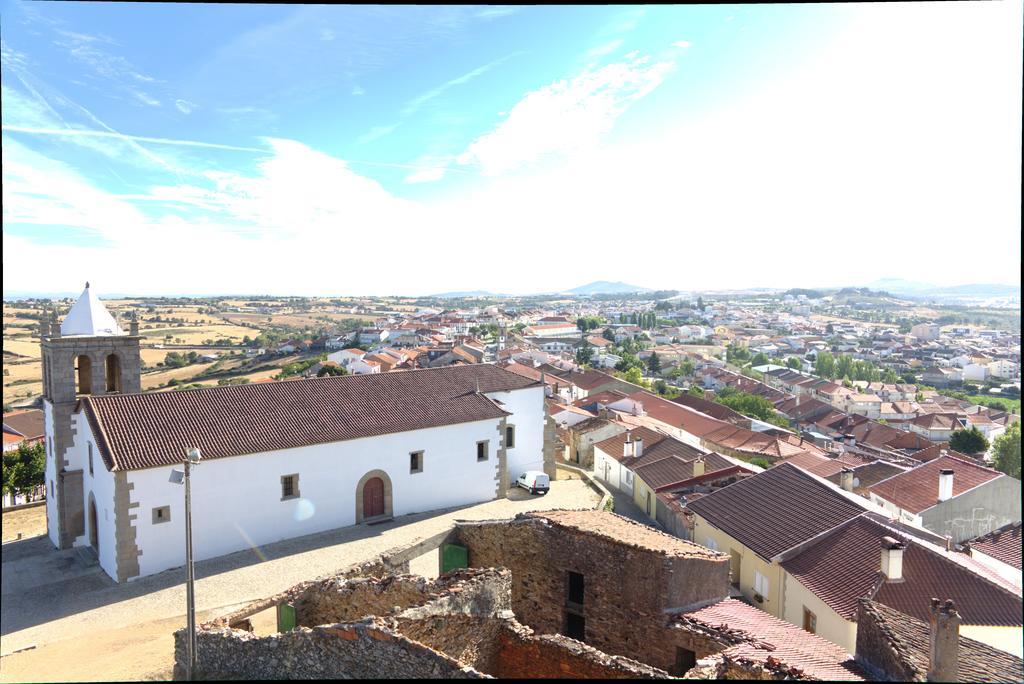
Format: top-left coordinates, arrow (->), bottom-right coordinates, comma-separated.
453,516 -> 729,672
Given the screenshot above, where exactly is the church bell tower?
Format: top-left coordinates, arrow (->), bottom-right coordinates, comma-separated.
41,283 -> 142,550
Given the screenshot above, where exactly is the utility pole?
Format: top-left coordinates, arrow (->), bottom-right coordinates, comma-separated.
172,447 -> 201,680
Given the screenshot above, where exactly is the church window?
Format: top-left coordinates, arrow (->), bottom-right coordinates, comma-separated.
281,474 -> 300,500
410,451 -> 423,473
505,425 -> 516,448
76,355 -> 92,395
477,440 -> 489,461
152,506 -> 171,524
88,443 -> 94,476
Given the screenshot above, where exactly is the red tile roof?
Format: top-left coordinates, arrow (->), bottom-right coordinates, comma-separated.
967,522 -> 1023,571
82,364 -> 536,472
592,427 -> 668,461
674,598 -> 863,680
627,391 -> 729,438
687,463 -> 867,560
781,516 -> 1022,625
867,455 -> 1005,514
2,409 -> 45,440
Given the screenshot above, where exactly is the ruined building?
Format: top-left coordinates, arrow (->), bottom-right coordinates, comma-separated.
177,510 -> 883,680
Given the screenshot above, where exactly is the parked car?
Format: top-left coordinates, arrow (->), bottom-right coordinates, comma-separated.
515,470 -> 550,495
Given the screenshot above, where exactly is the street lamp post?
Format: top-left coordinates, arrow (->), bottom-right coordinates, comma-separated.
172,447 -> 202,680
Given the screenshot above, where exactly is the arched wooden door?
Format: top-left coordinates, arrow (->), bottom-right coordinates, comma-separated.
363,477 -> 385,519
88,496 -> 99,552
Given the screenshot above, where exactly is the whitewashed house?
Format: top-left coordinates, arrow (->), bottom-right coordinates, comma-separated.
326,348 -> 366,368
41,289 -> 547,583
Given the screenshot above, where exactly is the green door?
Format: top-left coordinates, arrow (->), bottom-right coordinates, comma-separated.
277,602 -> 296,632
440,543 -> 469,574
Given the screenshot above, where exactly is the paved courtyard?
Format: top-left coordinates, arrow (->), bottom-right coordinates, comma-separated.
0,480 -> 599,682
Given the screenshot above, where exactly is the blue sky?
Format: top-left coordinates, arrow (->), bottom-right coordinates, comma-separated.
2,3 -> 1021,296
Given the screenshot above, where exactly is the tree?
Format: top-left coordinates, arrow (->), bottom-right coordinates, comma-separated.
317,365 -> 347,377
749,352 -> 769,368
948,426 -> 990,455
654,379 -> 669,395
647,352 -> 661,374
991,422 -> 1020,479
575,345 -> 593,366
815,351 -> 836,379
786,357 -> 802,370
679,358 -> 695,378
697,296 -> 704,311
602,327 -> 615,342
2,442 -> 46,500
623,367 -> 644,386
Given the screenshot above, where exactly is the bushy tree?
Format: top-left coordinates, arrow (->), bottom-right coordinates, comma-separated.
991,422 -> 1020,479
647,352 -> 661,374
575,345 -> 593,366
749,352 -> 770,368
317,365 -> 347,377
949,426 -> 990,455
786,357 -> 802,370
1,442 -> 46,499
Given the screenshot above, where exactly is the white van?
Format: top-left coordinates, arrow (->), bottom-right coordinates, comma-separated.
515,470 -> 550,495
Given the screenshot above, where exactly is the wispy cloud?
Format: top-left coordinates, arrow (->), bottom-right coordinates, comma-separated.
400,52 -> 520,117
175,99 -> 197,114
351,85 -> 365,96
586,39 -> 624,59
131,89 -> 161,107
1,125 -> 268,153
356,123 -> 401,145
475,7 -> 520,21
671,40 -> 692,48
457,52 -> 674,175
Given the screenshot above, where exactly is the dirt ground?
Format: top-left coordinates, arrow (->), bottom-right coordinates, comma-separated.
1,505 -> 47,542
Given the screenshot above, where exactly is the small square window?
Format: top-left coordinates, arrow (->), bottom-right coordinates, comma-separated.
477,440 -> 489,461
410,451 -> 423,474
281,474 -> 300,500
152,506 -> 171,524
803,607 -> 817,634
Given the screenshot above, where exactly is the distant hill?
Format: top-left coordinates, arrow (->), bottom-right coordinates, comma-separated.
864,279 -> 1020,298
562,281 -> 651,295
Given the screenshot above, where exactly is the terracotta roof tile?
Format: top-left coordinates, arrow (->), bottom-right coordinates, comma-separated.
867,455 -> 1005,514
967,522 -> 1023,571
687,463 -> 867,559
83,364 -> 535,471
782,516 -> 1022,625
674,598 -> 864,680
524,510 -> 723,558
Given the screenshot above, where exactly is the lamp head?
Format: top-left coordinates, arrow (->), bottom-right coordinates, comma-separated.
169,468 -> 185,485
186,447 -> 202,464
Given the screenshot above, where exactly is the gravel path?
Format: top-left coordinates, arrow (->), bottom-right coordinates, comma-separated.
0,480 -> 598,681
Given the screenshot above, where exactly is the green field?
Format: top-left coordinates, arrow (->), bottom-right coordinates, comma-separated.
964,394 -> 1020,414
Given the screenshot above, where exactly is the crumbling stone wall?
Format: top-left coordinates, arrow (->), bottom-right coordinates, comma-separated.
293,575 -> 437,627
173,620 -> 485,680
454,514 -> 729,672
395,610 -> 673,679
493,621 -> 673,679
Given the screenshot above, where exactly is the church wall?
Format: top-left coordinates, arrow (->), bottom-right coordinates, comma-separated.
486,386 -> 545,479
67,413 -> 119,577
125,416 -> 506,580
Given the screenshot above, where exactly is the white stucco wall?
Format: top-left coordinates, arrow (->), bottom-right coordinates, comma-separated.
485,386 -> 544,479
62,413 -> 118,577
125,416 -> 504,580
593,446 -> 632,494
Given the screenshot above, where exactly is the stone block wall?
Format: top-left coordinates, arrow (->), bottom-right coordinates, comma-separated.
174,620 -> 485,680
454,515 -> 730,671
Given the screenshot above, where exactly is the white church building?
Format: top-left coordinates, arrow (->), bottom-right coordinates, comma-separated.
41,285 -> 549,583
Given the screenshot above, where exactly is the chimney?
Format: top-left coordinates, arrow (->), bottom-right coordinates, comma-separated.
844,433 -> 856,446
623,431 -> 634,459
840,468 -> 855,492
129,309 -> 139,336
39,307 -> 51,339
634,438 -> 644,458
927,599 -> 960,682
938,469 -> 954,502
50,309 -> 61,339
880,536 -> 905,582
693,456 -> 705,477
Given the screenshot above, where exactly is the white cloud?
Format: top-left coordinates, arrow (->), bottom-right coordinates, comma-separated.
671,40 -> 691,48
456,52 -> 673,175
175,99 -> 197,114
351,85 -> 365,96
475,7 -> 519,21
131,89 -> 161,107
404,166 -> 447,184
320,29 -> 336,41
401,53 -> 518,117
1,125 -> 267,153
